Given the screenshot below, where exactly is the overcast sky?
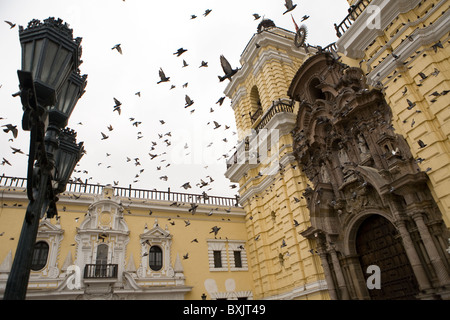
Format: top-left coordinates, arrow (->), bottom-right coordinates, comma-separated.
0,0 -> 350,198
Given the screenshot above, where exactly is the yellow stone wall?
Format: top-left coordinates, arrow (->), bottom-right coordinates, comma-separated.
225,26 -> 329,299
231,48 -> 305,139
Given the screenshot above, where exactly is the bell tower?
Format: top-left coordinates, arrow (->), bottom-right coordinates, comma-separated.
224,19 -> 331,299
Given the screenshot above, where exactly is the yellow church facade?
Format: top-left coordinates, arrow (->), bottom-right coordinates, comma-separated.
338,0 -> 450,228
1,0 -> 449,301
224,0 -> 449,300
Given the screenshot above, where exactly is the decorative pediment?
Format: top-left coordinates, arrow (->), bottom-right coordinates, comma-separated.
38,218 -> 64,236
140,220 -> 172,242
79,186 -> 127,233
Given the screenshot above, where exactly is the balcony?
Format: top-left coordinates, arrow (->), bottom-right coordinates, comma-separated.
335,0 -> 373,38
225,99 -> 297,182
253,99 -> 295,132
84,264 -> 118,279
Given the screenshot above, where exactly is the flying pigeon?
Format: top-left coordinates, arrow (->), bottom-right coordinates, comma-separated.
185,95 -> 194,108
113,98 -> 122,114
157,68 -> 170,84
173,48 -> 187,57
283,0 -> 297,15
218,55 -> 238,82
210,226 -> 221,236
112,44 -> 122,54
181,182 -> 191,189
4,20 -> 16,29
2,124 -> 18,138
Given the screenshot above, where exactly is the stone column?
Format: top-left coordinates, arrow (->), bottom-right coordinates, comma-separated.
345,255 -> 371,300
411,212 -> 450,287
395,219 -> 433,292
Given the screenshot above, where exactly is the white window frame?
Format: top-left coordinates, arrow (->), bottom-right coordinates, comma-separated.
207,239 -> 228,272
228,240 -> 248,271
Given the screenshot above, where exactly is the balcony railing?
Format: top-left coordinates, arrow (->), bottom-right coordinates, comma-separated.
0,175 -> 239,207
250,107 -> 263,124
226,138 -> 250,169
84,264 -> 118,279
254,99 -> 295,132
335,0 -> 373,38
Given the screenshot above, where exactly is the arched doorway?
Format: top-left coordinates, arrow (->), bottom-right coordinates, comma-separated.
356,215 -> 420,300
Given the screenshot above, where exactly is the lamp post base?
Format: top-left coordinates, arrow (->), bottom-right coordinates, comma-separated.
3,174 -> 48,300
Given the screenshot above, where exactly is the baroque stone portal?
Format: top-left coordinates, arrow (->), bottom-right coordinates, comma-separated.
288,52 -> 450,300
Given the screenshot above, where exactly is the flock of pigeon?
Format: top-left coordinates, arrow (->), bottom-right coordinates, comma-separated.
0,1 -> 304,199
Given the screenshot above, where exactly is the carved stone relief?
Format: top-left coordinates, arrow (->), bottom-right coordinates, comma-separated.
288,52 -> 450,300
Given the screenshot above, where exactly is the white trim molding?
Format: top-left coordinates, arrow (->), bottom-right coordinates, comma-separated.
367,5 -> 450,85
336,0 -> 423,59
207,239 -> 228,272
262,280 -> 328,300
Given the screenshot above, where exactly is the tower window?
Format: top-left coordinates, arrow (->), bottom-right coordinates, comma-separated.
31,241 -> 49,271
149,246 -> 163,271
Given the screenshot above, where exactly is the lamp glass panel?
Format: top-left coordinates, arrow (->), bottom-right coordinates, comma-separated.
55,148 -> 68,181
51,75 -> 78,117
59,152 -> 72,183
31,39 -> 44,78
40,40 -> 59,85
62,82 -> 77,114
23,41 -> 34,72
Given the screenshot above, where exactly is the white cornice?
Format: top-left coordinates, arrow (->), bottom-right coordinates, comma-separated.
251,48 -> 293,77
336,0 -> 423,59
224,27 -> 308,99
262,280 -> 328,300
230,86 -> 248,111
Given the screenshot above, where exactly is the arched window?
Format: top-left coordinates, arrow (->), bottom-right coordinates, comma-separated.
149,246 -> 163,271
249,86 -> 263,123
31,241 -> 49,271
96,243 -> 109,265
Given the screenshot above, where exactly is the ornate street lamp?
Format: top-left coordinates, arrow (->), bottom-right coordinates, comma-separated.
53,128 -> 85,194
18,17 -> 82,108
3,17 -> 86,300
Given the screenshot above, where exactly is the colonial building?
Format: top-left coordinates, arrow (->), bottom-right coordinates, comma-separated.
224,0 -> 450,300
0,177 -> 253,300
1,0 -> 449,300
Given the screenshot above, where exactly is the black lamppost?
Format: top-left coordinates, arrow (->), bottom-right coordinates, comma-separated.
3,17 -> 87,300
